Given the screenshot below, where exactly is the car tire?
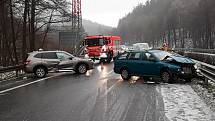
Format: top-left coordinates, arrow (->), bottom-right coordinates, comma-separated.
34,66 -> 47,78
121,68 -> 131,80
76,64 -> 87,74
161,71 -> 172,83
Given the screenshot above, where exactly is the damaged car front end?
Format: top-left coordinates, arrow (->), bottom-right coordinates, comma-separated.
152,50 -> 197,82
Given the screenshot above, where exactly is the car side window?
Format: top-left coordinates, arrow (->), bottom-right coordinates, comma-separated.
117,53 -> 128,60
56,52 -> 71,60
128,52 -> 141,60
144,52 -> 156,61
42,52 -> 57,59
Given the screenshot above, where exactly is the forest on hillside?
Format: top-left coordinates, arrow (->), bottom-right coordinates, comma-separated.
116,0 -> 215,49
0,0 -> 71,66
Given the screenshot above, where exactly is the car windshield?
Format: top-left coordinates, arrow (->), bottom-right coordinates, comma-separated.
151,51 -> 182,60
151,51 -> 172,60
85,38 -> 104,46
56,52 -> 73,60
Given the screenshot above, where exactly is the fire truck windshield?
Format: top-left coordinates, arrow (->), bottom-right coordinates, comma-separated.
85,38 -> 104,46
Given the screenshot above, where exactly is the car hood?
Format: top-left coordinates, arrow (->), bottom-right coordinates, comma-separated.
169,56 -> 195,64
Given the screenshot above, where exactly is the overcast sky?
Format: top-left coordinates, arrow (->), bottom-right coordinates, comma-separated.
82,0 -> 147,27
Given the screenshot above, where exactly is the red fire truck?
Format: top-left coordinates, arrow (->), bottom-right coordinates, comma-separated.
84,35 -> 122,63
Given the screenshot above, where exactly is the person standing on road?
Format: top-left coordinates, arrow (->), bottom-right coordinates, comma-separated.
163,41 -> 168,51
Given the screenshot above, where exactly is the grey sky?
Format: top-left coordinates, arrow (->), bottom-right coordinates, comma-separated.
82,0 -> 147,27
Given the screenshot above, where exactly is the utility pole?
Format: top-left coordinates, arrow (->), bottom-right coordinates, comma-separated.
72,0 -> 82,54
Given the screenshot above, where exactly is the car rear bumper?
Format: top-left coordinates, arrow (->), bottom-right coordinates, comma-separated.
24,65 -> 34,73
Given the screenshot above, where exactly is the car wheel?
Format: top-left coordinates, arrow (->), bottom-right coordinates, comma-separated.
161,71 -> 171,83
77,64 -> 87,74
121,68 -> 131,80
34,67 -> 47,78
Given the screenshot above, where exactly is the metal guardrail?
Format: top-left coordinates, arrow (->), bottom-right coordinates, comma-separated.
174,49 -> 215,66
195,60 -> 215,85
0,65 -> 24,73
0,65 -> 25,81
174,48 -> 215,54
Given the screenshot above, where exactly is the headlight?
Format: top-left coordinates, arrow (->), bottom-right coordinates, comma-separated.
84,54 -> 89,58
177,68 -> 184,74
194,64 -> 199,70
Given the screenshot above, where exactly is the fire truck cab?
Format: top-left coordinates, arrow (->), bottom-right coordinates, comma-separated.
84,35 -> 122,63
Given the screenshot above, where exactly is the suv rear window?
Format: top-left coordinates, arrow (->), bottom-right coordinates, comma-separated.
34,53 -> 42,58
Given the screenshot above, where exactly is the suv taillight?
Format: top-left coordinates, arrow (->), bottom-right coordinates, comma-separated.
24,60 -> 31,65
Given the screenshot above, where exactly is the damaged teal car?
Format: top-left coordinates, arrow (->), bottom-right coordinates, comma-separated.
113,50 -> 196,83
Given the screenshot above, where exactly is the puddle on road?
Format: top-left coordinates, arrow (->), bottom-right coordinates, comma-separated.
85,70 -> 93,77
127,76 -> 158,85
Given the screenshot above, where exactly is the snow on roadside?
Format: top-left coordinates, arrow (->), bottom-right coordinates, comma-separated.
158,84 -> 215,121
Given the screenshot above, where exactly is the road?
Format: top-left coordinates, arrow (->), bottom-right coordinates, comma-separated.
0,62 -> 214,121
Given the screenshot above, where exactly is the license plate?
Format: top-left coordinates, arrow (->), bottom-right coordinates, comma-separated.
183,67 -> 192,74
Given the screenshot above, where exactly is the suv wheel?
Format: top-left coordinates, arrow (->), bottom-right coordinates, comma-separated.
34,67 -> 47,78
161,71 -> 171,83
77,64 -> 87,74
121,68 -> 131,80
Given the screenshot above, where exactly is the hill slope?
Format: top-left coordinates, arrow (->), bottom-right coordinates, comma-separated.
83,19 -> 113,35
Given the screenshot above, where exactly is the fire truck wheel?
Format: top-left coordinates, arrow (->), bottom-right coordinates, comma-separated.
99,59 -> 105,64
107,53 -> 112,63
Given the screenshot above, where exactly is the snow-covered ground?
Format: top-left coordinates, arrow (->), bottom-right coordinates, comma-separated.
158,84 -> 215,121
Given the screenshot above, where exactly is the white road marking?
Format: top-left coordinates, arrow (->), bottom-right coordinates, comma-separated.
0,75 -> 59,94
0,93 -> 8,96
102,78 -> 122,97
143,105 -> 149,121
0,69 -> 113,94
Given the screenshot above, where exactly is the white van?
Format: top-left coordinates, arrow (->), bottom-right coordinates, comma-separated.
133,43 -> 150,50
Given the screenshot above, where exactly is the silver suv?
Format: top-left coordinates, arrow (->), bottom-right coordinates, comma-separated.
24,50 -> 94,78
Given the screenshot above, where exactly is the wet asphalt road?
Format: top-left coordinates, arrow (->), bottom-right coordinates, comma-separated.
0,62 -> 169,121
